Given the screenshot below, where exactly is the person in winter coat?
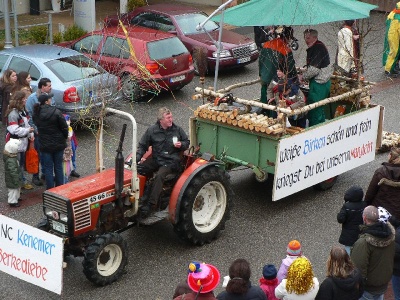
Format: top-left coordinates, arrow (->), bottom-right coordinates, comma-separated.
32,93 -> 68,189
365,146 -> 400,220
275,257 -> 319,300
173,262 -> 219,300
315,246 -> 363,300
217,258 -> 267,300
136,107 -> 189,217
277,240 -> 304,283
259,264 -> 279,300
351,205 -> 396,299
0,69 -> 17,123
393,223 -> 400,300
337,185 -> 367,255
5,91 -> 35,190
3,138 -> 23,207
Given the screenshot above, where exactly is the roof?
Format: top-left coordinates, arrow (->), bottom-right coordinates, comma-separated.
0,44 -> 79,60
137,4 -> 201,16
101,26 -> 174,42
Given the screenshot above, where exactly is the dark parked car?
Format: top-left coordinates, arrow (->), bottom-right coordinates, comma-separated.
0,45 -> 122,121
104,4 -> 259,75
58,26 -> 194,101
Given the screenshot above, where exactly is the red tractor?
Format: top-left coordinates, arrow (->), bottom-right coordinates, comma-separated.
38,108 -> 232,286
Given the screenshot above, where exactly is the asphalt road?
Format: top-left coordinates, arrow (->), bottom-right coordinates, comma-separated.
0,11 -> 399,300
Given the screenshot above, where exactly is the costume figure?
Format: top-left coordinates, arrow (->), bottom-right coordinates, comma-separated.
383,2 -> 400,76
259,26 -> 297,105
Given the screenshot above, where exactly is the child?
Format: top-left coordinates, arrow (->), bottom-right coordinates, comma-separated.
277,239 -> 304,283
65,115 -> 80,178
3,138 -> 23,207
268,70 -> 307,128
337,185 -> 367,255
62,114 -> 74,183
259,264 -> 279,300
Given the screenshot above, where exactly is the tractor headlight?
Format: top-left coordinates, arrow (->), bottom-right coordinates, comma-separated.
60,213 -> 68,222
44,208 -> 67,222
213,49 -> 231,58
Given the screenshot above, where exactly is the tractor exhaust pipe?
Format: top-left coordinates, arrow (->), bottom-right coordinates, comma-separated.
115,124 -> 127,208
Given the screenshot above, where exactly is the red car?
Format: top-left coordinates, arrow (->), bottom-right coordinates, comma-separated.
104,4 -> 259,75
58,26 -> 194,101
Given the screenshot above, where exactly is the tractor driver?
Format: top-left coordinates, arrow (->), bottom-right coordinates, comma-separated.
136,107 -> 190,217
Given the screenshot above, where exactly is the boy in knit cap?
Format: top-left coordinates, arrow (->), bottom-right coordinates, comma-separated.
277,239 -> 303,283
337,185 -> 367,255
3,138 -> 23,207
259,264 -> 279,300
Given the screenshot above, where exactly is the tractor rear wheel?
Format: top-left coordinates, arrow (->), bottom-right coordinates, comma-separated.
173,166 -> 232,246
82,233 -> 128,286
314,176 -> 338,191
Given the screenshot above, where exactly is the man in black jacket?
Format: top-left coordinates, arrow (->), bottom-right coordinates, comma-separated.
136,107 -> 189,216
32,93 -> 68,189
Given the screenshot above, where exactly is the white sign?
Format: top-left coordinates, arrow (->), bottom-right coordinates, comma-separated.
273,106 -> 381,201
0,215 -> 63,295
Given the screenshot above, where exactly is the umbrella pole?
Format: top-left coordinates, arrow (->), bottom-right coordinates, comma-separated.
213,10 -> 225,92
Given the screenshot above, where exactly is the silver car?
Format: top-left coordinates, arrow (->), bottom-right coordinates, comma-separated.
0,44 -> 122,121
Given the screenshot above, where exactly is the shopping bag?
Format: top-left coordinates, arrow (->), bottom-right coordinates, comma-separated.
25,140 -> 39,174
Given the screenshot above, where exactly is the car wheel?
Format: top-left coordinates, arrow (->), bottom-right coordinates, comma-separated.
121,75 -> 141,101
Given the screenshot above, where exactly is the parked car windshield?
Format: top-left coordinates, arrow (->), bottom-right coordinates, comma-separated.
147,37 -> 189,60
175,13 -> 219,35
44,55 -> 105,82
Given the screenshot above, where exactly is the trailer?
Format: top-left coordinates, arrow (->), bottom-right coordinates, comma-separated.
190,76 -> 384,201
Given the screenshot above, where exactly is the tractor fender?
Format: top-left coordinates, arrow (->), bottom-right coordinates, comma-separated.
168,158 -> 224,224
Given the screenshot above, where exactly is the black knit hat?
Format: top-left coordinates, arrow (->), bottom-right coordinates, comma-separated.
38,93 -> 53,105
344,185 -> 364,202
262,264 -> 277,280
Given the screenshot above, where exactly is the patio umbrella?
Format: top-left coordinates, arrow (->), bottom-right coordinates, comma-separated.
212,0 -> 378,26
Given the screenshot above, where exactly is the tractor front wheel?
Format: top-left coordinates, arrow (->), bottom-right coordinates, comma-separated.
82,233 -> 128,286
174,166 -> 232,246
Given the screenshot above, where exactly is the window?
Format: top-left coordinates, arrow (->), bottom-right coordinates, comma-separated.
73,34 -> 103,54
45,55 -> 105,82
147,37 -> 188,60
175,13 -> 218,35
102,37 -> 128,58
153,15 -> 175,32
0,54 -> 10,73
130,12 -> 156,29
8,57 -> 41,81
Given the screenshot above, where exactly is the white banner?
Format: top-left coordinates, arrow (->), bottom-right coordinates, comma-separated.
0,215 -> 63,295
273,106 -> 381,201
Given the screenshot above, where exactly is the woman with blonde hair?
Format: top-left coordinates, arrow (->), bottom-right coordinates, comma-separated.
365,146 -> 400,220
0,68 -> 17,123
315,246 -> 363,300
275,257 -> 319,300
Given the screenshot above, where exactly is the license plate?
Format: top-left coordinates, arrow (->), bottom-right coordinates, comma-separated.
170,75 -> 185,83
52,220 -> 66,233
237,57 -> 250,64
